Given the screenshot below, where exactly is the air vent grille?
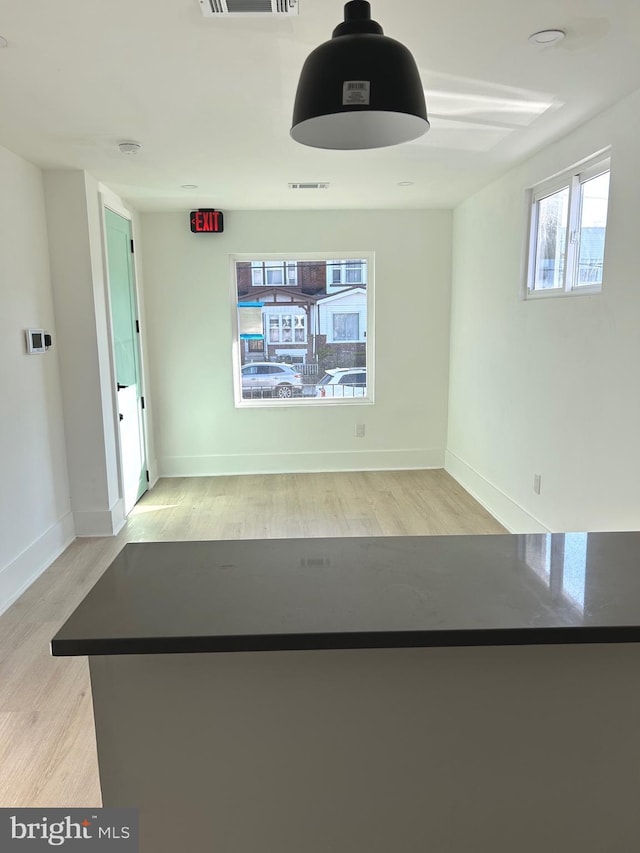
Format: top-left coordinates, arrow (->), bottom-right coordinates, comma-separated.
288,182 -> 330,190
200,0 -> 298,16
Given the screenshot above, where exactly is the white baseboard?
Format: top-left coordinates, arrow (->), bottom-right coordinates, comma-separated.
159,449 -> 445,478
111,498 -> 126,535
0,513 -> 75,616
74,498 -> 126,537
445,451 -> 550,533
147,458 -> 160,489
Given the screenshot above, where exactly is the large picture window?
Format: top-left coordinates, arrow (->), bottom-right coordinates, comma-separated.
525,154 -> 610,297
233,254 -> 373,405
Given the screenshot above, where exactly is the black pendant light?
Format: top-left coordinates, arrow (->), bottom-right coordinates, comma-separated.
290,0 -> 429,150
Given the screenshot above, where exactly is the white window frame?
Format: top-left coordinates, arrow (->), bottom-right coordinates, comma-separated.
231,252 -> 374,407
524,153 -> 611,299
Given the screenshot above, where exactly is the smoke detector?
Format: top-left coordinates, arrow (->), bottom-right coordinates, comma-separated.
199,0 -> 297,16
528,29 -> 565,46
118,141 -> 142,155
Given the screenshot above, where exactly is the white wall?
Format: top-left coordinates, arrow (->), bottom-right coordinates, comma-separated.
447,86 -> 640,533
43,171 -> 125,535
0,146 -> 74,613
140,210 -> 452,476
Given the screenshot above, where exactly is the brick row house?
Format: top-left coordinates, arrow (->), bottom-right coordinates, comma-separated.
236,259 -> 368,373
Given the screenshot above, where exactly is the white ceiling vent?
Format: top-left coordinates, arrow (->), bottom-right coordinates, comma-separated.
288,182 -> 329,190
200,0 -> 298,16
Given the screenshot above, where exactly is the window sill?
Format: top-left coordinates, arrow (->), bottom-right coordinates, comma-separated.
525,285 -> 602,300
235,396 -> 374,409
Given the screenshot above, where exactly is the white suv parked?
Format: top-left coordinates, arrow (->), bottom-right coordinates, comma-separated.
241,362 -> 304,399
316,368 -> 367,398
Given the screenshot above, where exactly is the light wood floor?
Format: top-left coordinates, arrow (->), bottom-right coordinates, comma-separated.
0,470 -> 505,807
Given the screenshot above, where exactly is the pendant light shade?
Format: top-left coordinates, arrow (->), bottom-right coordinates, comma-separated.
291,1 -> 429,150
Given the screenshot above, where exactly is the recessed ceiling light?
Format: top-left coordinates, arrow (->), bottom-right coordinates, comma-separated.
0,36 -> 8,48
181,184 -> 198,189
397,181 -> 414,186
528,29 -> 565,46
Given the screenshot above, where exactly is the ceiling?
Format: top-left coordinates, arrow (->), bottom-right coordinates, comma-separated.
1,0 -> 639,211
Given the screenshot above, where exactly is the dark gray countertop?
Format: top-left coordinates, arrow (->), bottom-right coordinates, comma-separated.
50,532 -> 640,656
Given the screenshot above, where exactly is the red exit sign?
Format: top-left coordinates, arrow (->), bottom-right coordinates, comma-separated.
190,209 -> 224,233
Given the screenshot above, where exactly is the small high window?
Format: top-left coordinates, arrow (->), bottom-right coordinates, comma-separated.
526,154 -> 610,297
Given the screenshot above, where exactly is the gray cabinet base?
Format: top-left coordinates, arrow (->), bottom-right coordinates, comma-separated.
89,644 -> 640,852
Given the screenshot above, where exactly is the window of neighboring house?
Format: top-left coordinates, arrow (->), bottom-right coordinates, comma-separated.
526,154 -> 610,297
327,259 -> 367,287
268,313 -> 307,344
332,312 -> 359,342
251,261 -> 298,287
232,254 -> 373,406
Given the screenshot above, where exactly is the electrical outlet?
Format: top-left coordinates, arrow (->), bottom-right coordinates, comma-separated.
533,474 -> 541,495
355,423 -> 365,438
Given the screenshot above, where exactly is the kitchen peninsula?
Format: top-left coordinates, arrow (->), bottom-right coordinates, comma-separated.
52,533 -> 640,853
